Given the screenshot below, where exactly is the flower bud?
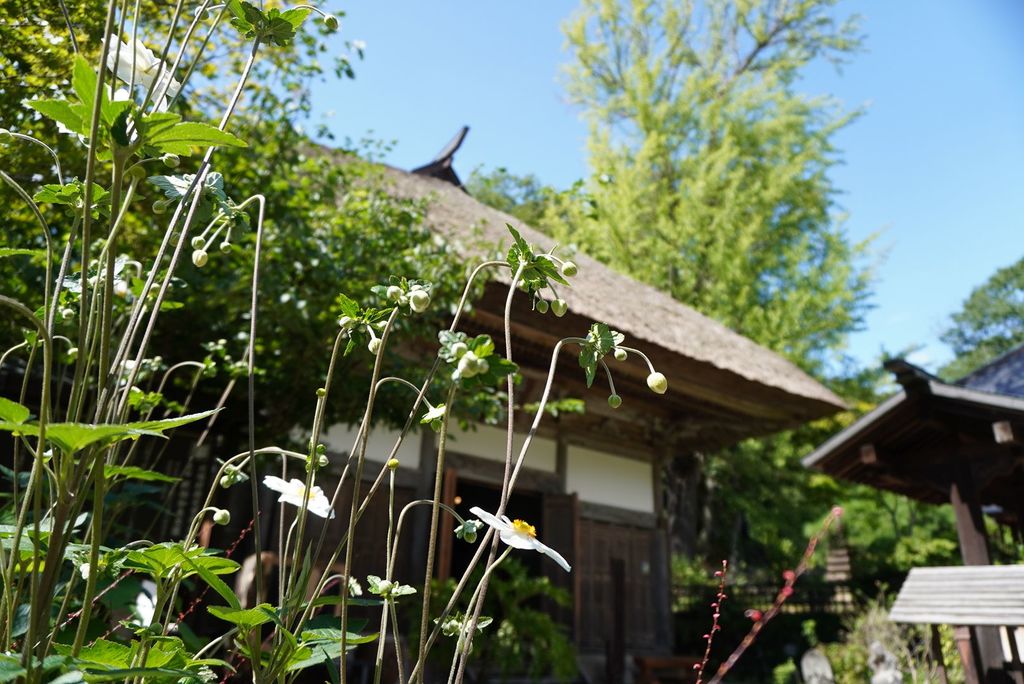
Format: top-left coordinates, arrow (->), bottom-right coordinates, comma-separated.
219,475 -> 233,488
190,236 -> 205,249
212,509 -> 231,525
560,260 -> 578,277
608,394 -> 622,409
451,342 -> 468,359
318,454 -> 329,467
324,13 -> 340,30
338,315 -> 354,329
152,199 -> 169,215
315,443 -> 327,455
126,165 -> 147,183
61,307 -> 75,320
474,357 -> 489,375
387,458 -> 400,471
0,127 -> 11,141
535,299 -> 549,314
457,351 -> 479,378
161,153 -> 180,168
463,529 -> 478,544
191,249 -> 208,268
316,387 -> 326,397
551,299 -> 568,317
614,348 -> 627,362
219,241 -> 233,254
647,371 -> 668,395
409,289 -> 430,313
386,285 -> 403,301
368,337 -> 382,354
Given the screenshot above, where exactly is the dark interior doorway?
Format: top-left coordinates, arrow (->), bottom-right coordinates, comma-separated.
448,479 -> 543,579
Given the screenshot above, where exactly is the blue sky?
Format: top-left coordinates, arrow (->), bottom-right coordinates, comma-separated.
313,1 -> 1024,374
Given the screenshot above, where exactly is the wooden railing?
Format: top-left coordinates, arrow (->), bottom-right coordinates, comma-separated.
672,581 -> 858,616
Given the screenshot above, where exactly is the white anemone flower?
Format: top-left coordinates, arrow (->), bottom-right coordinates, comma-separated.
469,506 -> 571,572
263,475 -> 334,519
105,35 -> 181,109
79,562 -> 91,580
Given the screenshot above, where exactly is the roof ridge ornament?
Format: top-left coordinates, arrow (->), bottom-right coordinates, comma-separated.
411,125 -> 470,190
882,357 -> 938,395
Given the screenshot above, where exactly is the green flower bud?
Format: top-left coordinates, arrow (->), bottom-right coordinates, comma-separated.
152,199 -> 169,215
463,529 -> 478,544
219,241 -> 233,254
608,394 -> 622,409
338,315 -> 354,329
60,307 -> 75,320
647,371 -> 668,395
387,458 -> 400,471
614,348 -> 628,362
318,454 -> 329,467
212,509 -> 231,525
474,357 -> 489,375
190,236 -> 205,249
535,299 -> 549,314
451,342 -> 468,359
219,475 -> 233,488
386,285 -> 403,301
409,289 -> 430,313
126,165 -> 147,183
457,351 -> 479,378
316,443 -> 327,455
191,249 -> 208,268
560,260 -> 578,277
368,337 -> 382,354
161,153 -> 180,168
324,13 -> 340,30
551,299 -> 568,317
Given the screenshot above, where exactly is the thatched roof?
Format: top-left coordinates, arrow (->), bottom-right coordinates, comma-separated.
378,164 -> 844,449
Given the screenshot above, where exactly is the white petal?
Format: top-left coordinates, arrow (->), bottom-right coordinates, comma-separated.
499,529 -> 535,550
262,475 -> 290,494
469,507 -> 507,532
532,539 -> 571,572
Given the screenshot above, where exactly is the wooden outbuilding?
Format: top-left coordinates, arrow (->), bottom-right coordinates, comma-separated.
803,354 -> 1024,683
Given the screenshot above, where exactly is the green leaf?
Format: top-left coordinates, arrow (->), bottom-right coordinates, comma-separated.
72,55 -> 98,117
0,248 -> 46,260
81,666 -> 195,681
336,293 -> 360,319
56,639 -> 131,668
0,421 -> 161,454
148,122 -> 247,154
0,656 -> 27,683
207,604 -> 277,630
0,397 -> 30,424
126,408 -> 219,433
26,99 -> 84,134
103,465 -> 179,483
174,549 -> 240,610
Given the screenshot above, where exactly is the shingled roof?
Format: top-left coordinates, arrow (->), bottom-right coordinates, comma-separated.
376,163 -> 845,448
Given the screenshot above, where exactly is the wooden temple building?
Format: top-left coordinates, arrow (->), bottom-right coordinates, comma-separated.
296,131 -> 849,673
804,352 -> 1024,683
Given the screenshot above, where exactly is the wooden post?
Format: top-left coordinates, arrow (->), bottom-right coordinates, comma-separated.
606,558 -> 626,684
930,625 -> 950,684
955,626 -> 982,684
950,459 -> 1005,682
1006,626 -> 1024,684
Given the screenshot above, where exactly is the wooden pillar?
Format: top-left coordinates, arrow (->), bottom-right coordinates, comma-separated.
606,558 -> 626,684
950,459 -> 1005,682
651,448 -> 673,653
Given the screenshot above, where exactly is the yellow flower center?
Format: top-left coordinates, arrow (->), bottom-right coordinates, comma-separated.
511,519 -> 536,538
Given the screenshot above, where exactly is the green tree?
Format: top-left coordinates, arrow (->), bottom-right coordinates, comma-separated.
939,256 -> 1024,380
553,0 -> 872,374
0,4 -> 465,442
465,166 -> 553,227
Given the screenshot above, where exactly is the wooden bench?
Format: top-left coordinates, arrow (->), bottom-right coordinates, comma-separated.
634,656 -> 702,684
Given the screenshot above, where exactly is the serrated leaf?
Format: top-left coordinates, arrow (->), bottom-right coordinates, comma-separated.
148,122 -> 246,154
0,248 -> 46,260
174,549 -> 240,610
26,98 -> 84,134
0,397 -> 30,424
208,603 -> 276,630
72,55 -> 98,116
103,465 -> 178,483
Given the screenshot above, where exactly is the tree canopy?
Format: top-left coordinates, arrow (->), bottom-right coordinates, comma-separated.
548,0 -> 873,374
940,256 -> 1024,380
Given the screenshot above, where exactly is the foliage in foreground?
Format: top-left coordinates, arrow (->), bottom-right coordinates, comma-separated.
0,5 -> 678,682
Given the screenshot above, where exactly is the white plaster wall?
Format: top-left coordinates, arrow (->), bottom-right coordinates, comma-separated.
320,424 -> 421,470
446,424 -> 557,473
566,445 -> 654,513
